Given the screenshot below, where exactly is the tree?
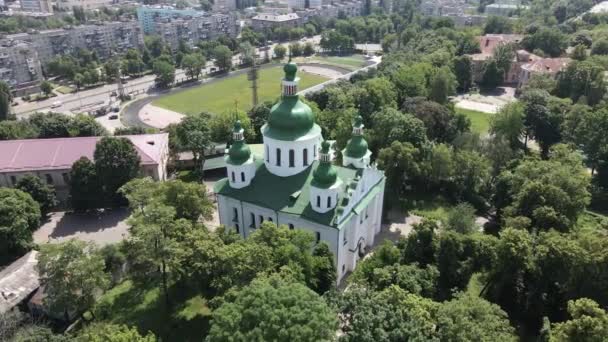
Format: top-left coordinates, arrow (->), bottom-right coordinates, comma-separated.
209,109 -> 255,143
551,299 -> 608,342
213,45 -> 233,72
70,114 -> 108,137
303,42 -> 315,56
406,100 -> 463,143
556,60 -> 606,106
453,55 -> 472,92
77,323 -> 157,341
429,67 -> 457,105
0,80 -> 12,121
206,275 -> 338,342
357,77 -> 397,118
289,42 -> 303,57
0,188 -> 40,261
522,28 -> 568,57
152,60 -> 175,88
484,16 -> 513,34
493,43 -> 515,79
310,242 -> 336,294
239,42 -> 255,66
436,293 -> 517,341
274,44 -> 287,59
15,174 -> 57,215
570,44 -> 587,61
491,101 -> 525,149
520,90 -> 567,156
40,81 -> 53,97
377,141 -> 423,197
591,38 -> 608,55
445,203 -> 477,234
93,137 -> 141,205
69,157 -> 102,211
480,59 -> 503,89
181,53 -> 205,80
174,112 -> 214,174
37,240 -> 109,321
562,106 -> 608,177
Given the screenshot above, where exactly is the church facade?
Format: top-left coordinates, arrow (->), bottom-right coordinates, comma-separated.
213,62 -> 385,282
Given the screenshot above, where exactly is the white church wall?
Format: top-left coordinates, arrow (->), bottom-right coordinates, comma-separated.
227,158 -> 256,189
262,129 -> 321,177
241,202 -> 280,238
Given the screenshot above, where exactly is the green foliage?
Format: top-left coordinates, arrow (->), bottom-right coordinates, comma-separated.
445,203 -> 477,234
15,174 -> 57,214
69,157 -> 102,212
369,108 -> 427,152
213,45 -> 233,72
93,137 -> 141,205
77,323 -> 157,341
551,298 -> 608,342
556,60 -> 606,106
40,81 -> 53,96
591,38 -> 608,55
453,55 -> 472,92
491,101 -> 525,149
38,240 -> 109,320
0,188 -> 40,261
207,275 -> 337,342
484,16 -> 513,34
273,44 -> 287,59
480,58 -> 503,90
181,53 -> 206,80
173,112 -> 214,173
152,60 -> 175,88
401,220 -> 439,267
429,66 -> 457,105
209,109 -> 255,143
522,27 -> 568,57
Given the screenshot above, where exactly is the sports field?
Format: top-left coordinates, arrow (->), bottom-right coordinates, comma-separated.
296,54 -> 367,71
152,66 -> 329,115
456,107 -> 492,135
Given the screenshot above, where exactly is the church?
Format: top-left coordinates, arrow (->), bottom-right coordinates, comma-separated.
213,61 -> 386,282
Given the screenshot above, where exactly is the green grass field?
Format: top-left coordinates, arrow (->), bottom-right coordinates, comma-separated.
152,66 -> 328,115
296,54 -> 367,71
456,107 -> 492,135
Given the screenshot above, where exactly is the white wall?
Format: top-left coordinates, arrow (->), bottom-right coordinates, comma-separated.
262,128 -> 321,177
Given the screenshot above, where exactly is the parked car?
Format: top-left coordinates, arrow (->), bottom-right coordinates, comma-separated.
50,101 -> 62,108
108,114 -> 118,120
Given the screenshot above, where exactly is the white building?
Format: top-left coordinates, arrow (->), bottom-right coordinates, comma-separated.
214,62 -> 386,283
56,0 -> 115,11
20,0 -> 52,13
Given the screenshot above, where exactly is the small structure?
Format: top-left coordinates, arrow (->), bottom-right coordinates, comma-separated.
251,13 -> 300,30
0,251 -> 40,314
517,57 -> 571,88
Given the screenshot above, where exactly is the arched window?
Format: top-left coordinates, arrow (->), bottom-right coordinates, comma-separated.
241,172 -> 245,182
288,223 -> 294,230
289,149 -> 295,167
266,145 -> 269,162
316,195 -> 321,207
327,196 -> 332,208
303,148 -> 308,166
231,171 -> 235,182
235,224 -> 240,234
276,148 -> 281,166
250,213 -> 255,228
313,144 -> 317,157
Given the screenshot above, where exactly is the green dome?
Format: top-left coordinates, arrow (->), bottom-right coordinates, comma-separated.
268,97 -> 314,139
312,142 -> 338,188
345,136 -> 368,158
284,62 -> 297,81
227,121 -> 251,165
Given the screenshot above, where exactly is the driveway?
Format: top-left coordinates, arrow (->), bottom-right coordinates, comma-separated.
34,208 -> 130,246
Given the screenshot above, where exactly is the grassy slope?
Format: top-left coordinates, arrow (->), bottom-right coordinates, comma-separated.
152,66 -> 328,115
456,107 -> 492,135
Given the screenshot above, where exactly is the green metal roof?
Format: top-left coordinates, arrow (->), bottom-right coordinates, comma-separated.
265,96 -> 316,141
226,140 -> 251,165
214,157 -> 385,229
344,135 -> 369,158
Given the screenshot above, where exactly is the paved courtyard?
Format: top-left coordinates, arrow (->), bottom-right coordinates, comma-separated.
454,86 -> 517,114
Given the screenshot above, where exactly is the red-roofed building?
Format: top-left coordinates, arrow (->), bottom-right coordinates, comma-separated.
469,34 -> 528,84
0,133 -> 169,198
518,57 -> 571,88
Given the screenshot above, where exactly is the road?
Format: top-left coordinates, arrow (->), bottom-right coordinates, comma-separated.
12,35 -> 322,117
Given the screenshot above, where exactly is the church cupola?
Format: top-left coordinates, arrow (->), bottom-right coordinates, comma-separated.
261,61 -> 322,177
226,120 -> 256,189
310,141 -> 342,213
342,115 -> 371,169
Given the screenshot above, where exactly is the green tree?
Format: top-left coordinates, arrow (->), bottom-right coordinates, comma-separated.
570,44 -> 587,61
480,59 -> 503,90
551,298 -> 608,342
274,44 -> 287,59
310,242 -> 336,294
591,38 -> 608,55
289,42 -> 303,57
93,137 -> 141,205
453,55 -> 473,92
429,66 -> 457,105
377,141 -> 424,197
493,43 -> 515,79
368,107 -> 426,151
37,240 -> 109,321
209,109 -> 255,143
0,80 -> 12,121
303,42 -> 315,56
181,53 -> 205,80
152,60 -> 175,88
0,188 -> 40,261
69,157 -> 102,212
206,275 -> 338,342
445,203 -> 477,234
77,323 -> 157,342
213,45 -> 233,72
174,112 -> 214,174
484,16 -> 513,34
522,28 -> 568,57
70,114 -> 108,137
40,81 -> 53,97
15,174 -> 57,215
491,101 -> 525,149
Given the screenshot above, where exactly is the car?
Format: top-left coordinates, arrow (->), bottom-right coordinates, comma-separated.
50,101 -> 62,108
108,114 -> 118,120
110,91 -> 117,97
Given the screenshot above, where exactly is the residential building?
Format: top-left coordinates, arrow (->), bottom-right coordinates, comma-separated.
56,0 -> 114,10
0,251 -> 39,315
485,3 -> 528,16
212,0 -> 237,12
20,0 -> 52,13
0,40 -> 43,96
251,12 -> 300,30
469,34 -> 525,84
0,134 -> 170,199
151,13 -> 239,51
518,57 -> 571,88
136,5 -> 200,34
214,63 -> 386,283
288,0 -> 322,9
3,21 -> 144,65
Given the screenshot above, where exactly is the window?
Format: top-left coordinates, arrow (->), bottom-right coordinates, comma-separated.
327,196 -> 332,208
231,172 -> 235,182
303,148 -> 308,166
235,224 -> 240,234
250,213 -> 256,228
10,176 -> 16,185
259,215 -> 264,224
315,232 -> 321,243
316,196 -> 321,207
268,217 -> 273,222
62,173 -> 70,184
289,149 -> 295,167
360,214 -> 363,224
241,172 -> 245,182
343,234 -> 347,246
233,207 -> 238,221
342,264 -> 346,273
288,223 -> 294,230
266,145 -> 269,162
276,148 -> 281,166
365,208 -> 369,219
45,174 -> 53,185
313,144 -> 317,157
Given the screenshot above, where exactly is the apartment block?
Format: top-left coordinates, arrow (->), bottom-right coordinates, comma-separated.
56,0 -> 114,10
136,5 -> 200,34
153,13 -> 239,51
4,21 -> 144,65
20,0 -> 53,13
0,40 -> 43,95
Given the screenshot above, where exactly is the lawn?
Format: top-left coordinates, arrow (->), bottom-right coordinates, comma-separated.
55,85 -> 75,94
296,54 -> 367,70
400,192 -> 455,223
91,280 -> 211,342
152,66 -> 329,115
456,107 -> 492,135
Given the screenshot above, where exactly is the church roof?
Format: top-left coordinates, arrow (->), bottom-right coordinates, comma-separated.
214,157 -> 383,229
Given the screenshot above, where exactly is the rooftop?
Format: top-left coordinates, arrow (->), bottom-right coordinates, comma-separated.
470,34 -> 524,61
0,251 -> 39,314
522,57 -> 571,73
252,13 -> 299,22
0,133 -> 168,173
